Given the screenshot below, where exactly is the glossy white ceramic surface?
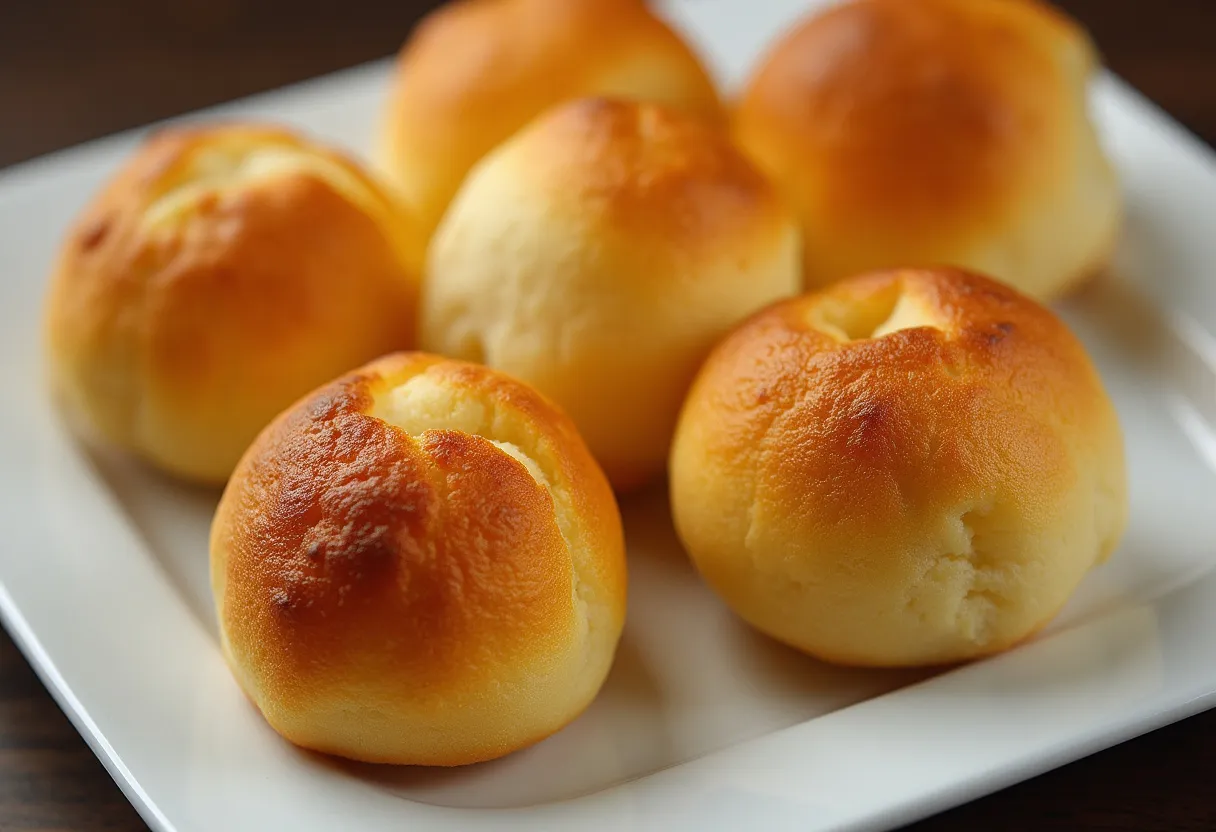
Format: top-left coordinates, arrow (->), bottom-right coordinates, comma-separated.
2,1 -> 1216,830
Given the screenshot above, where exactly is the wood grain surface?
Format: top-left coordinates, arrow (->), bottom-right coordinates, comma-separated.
2,1 -> 1215,830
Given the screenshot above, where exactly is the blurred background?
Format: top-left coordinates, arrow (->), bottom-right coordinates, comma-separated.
2,1 -> 1216,831
1,0 -> 1215,169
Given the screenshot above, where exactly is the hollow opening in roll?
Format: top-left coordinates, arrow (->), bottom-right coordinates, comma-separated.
808,281 -> 947,342
369,371 -> 550,490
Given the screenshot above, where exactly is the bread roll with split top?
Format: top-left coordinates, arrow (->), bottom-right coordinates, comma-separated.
44,124 -> 423,484
670,267 -> 1127,667
211,352 -> 626,765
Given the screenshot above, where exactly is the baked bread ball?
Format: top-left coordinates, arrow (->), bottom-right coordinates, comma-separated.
378,0 -> 721,235
670,267 -> 1127,667
422,97 -> 801,491
44,124 -> 423,484
733,0 -> 1120,300
211,352 -> 626,766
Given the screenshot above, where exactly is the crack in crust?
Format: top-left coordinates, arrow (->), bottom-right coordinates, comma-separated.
211,352 -> 626,765
368,368 -> 593,644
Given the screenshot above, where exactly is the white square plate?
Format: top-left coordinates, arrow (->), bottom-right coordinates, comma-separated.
3,1 -> 1216,830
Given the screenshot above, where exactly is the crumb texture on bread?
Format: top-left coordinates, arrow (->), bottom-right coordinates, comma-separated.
670,268 -> 1127,666
733,0 -> 1120,299
211,353 -> 625,765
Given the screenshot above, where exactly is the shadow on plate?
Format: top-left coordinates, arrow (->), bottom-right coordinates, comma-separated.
83,444 -> 221,637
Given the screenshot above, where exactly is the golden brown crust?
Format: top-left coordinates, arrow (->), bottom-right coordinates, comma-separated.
670,268 -> 1127,666
421,98 -> 801,490
508,98 -> 787,254
45,123 -> 423,483
378,0 -> 722,234
732,0 -> 1120,299
212,353 -> 626,765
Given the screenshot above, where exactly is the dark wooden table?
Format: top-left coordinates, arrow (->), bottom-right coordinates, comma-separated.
2,1 -> 1215,830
